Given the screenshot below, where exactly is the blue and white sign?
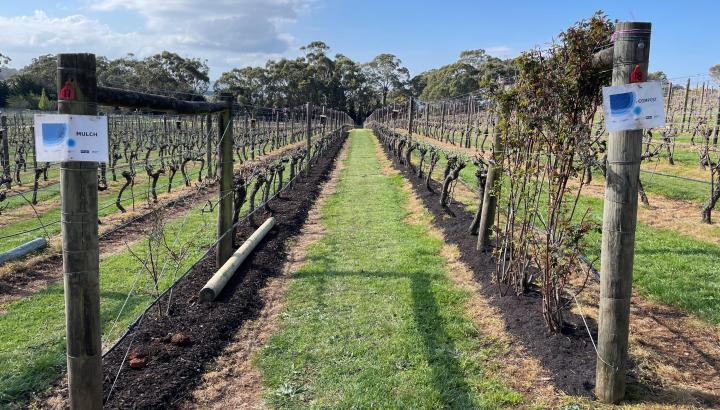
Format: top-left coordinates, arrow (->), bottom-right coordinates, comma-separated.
602,81 -> 665,132
34,114 -> 108,162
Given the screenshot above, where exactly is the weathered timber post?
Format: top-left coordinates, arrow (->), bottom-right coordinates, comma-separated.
217,93 -> 234,267
596,21 -> 651,404
425,103 -> 430,136
681,77 -> 691,132
306,102 -> 311,175
274,109 -> 280,150
250,113 -> 256,160
57,53 -> 102,410
465,95 -> 472,148
1,115 -> 10,188
477,124 -> 503,250
664,82 -> 673,122
407,97 -> 414,137
206,113 -> 214,179
713,94 -> 720,146
440,102 -> 446,142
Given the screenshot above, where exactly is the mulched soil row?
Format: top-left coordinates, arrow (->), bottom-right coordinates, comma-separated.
99,133 -> 347,409
378,141 -> 603,398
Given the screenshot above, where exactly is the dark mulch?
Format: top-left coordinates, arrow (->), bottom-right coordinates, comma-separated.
98,134 -> 346,409
379,142 -> 601,398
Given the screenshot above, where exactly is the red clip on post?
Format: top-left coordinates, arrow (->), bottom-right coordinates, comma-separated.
630,64 -> 643,83
59,80 -> 75,100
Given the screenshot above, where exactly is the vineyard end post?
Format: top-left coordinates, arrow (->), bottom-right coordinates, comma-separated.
681,77 -> 690,132
407,96 -> 414,137
306,102 -> 311,176
58,53 -> 102,409
712,94 -> 720,146
217,93 -> 234,267
1,114 -> 10,188
596,21 -> 651,404
206,113 -> 214,179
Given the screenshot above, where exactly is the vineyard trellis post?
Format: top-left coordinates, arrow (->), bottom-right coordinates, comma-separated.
596,21 -> 651,404
681,77 -> 691,132
477,125 -> 503,251
407,96 -> 414,136
206,113 -> 214,179
1,114 -> 10,188
440,102 -> 446,143
713,93 -> 720,146
306,102 -> 311,175
217,93 -> 234,267
57,53 -> 103,410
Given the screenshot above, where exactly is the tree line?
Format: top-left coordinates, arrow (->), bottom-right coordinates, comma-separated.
0,42 -> 518,121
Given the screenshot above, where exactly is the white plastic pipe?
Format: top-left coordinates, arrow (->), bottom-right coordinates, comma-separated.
200,217 -> 275,302
0,238 -> 48,265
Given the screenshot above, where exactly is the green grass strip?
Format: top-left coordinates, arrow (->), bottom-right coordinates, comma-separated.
257,129 -> 522,409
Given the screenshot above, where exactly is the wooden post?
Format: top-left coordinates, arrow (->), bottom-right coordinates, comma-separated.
440,102 -> 446,142
206,113 -> 214,179
596,21 -> 651,404
664,82 -> 673,123
465,95 -> 472,148
57,53 -> 102,410
250,114 -> 256,160
713,94 -> 720,146
681,78 -> 691,132
216,93 -> 234,267
407,97 -> 414,137
425,103 -> 430,136
1,115 -> 10,188
477,124 -> 503,250
274,109 -> 280,150
305,102 -> 311,175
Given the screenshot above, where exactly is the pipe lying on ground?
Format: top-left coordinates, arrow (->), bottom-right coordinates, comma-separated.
199,217 -> 276,302
0,238 -> 48,266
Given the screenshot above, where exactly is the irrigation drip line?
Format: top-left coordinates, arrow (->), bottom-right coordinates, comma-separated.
0,220 -> 60,241
639,169 -> 711,185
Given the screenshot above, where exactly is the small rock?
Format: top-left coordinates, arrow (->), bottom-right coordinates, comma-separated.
170,332 -> 191,346
128,355 -> 147,369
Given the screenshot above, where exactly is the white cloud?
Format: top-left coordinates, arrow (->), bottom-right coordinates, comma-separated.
485,46 -> 514,58
0,1 -> 315,77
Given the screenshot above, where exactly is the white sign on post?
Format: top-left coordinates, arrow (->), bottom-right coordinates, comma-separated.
34,114 -> 108,162
602,81 -> 665,133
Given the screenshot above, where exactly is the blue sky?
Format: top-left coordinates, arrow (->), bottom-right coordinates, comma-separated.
1,0 -> 718,84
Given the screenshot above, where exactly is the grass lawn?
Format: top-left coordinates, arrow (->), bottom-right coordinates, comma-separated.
257,129 -> 522,409
0,165 -> 205,254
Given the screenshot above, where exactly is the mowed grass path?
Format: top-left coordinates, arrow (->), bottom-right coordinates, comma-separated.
257,130 -> 521,409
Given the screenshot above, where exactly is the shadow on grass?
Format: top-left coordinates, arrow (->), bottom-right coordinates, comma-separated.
380,136 -> 720,408
297,265 -> 482,408
0,287 -> 151,406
